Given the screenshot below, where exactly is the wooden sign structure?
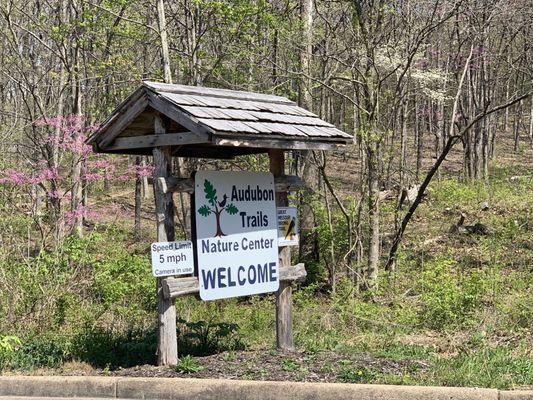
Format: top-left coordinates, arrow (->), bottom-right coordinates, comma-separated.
87,81 -> 352,365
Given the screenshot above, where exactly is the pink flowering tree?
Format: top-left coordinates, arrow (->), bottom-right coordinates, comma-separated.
0,114 -> 153,237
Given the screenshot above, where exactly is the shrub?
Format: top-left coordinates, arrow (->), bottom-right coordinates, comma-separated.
417,256 -> 487,330
0,335 -> 21,370
3,335 -> 72,370
71,329 -> 156,368
177,318 -> 244,356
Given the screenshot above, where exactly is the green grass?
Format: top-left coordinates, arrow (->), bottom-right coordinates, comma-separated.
425,344 -> 532,389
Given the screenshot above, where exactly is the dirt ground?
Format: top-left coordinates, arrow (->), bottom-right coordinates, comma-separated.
53,350 -> 428,383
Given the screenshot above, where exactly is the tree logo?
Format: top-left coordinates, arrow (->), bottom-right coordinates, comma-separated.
197,179 -> 239,237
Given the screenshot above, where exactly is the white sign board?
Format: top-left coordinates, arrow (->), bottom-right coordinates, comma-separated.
151,241 -> 194,277
195,171 -> 279,301
277,207 -> 299,246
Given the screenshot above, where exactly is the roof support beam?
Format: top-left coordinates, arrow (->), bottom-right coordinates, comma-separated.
153,114 -> 178,366
155,174 -> 306,194
213,136 -> 349,151
102,132 -> 209,151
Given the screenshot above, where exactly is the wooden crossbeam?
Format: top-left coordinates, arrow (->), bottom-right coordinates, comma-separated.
162,264 -> 306,300
155,174 -> 306,194
213,136 -> 348,151
103,132 -> 209,151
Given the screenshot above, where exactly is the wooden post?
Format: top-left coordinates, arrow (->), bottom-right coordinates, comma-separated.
153,113 -> 178,366
269,149 -> 294,351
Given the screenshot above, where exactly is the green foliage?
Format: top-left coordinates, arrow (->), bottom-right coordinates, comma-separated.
2,334 -> 72,371
427,343 -> 533,389
203,179 -> 217,206
177,318 -> 244,356
92,246 -> 153,309
431,178 -> 487,205
0,335 -> 21,370
198,204 -> 212,217
338,360 -> 378,383
376,343 -> 435,361
498,289 -> 533,332
417,256 -> 488,330
225,203 -> 238,215
280,357 -> 299,372
72,329 -> 156,368
176,355 -> 204,374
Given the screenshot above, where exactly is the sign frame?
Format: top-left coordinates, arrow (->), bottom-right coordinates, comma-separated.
194,170 -> 279,301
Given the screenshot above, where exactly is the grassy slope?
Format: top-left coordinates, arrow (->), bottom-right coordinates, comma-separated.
0,137 -> 531,389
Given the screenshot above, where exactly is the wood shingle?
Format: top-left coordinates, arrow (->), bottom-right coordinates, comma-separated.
87,81 -> 353,157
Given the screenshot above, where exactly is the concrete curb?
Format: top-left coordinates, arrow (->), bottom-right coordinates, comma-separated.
0,376 -> 531,400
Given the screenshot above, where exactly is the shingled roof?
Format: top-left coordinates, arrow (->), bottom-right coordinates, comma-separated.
87,81 -> 353,158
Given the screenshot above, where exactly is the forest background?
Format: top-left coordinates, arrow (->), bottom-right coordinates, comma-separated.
0,0 -> 531,389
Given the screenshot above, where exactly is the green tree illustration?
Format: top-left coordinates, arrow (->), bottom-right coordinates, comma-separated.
198,179 -> 238,237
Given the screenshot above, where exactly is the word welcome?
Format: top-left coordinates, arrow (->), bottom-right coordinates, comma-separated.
201,262 -> 277,290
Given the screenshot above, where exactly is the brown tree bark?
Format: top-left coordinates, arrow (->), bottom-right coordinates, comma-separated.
298,0 -> 318,265
134,155 -> 142,240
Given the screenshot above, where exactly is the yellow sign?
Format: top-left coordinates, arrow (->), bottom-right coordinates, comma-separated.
277,207 -> 298,246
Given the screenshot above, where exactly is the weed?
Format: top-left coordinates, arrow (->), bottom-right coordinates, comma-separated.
338,365 -> 378,383
222,351 -> 236,362
176,355 -> 204,374
281,358 -> 299,372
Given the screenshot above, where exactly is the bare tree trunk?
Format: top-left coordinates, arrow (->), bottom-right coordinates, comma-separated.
482,115 -> 490,181
323,177 -> 336,293
71,38 -> 83,237
298,0 -> 318,264
514,100 -> 522,152
415,96 -> 423,182
156,0 -> 172,84
142,157 -> 149,199
503,60 -> 510,133
529,98 -> 533,147
366,141 -> 380,287
134,155 -> 142,240
399,98 -> 407,186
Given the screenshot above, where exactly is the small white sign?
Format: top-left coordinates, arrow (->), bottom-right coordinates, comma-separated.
151,241 -> 194,277
277,207 -> 299,246
195,171 -> 279,301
